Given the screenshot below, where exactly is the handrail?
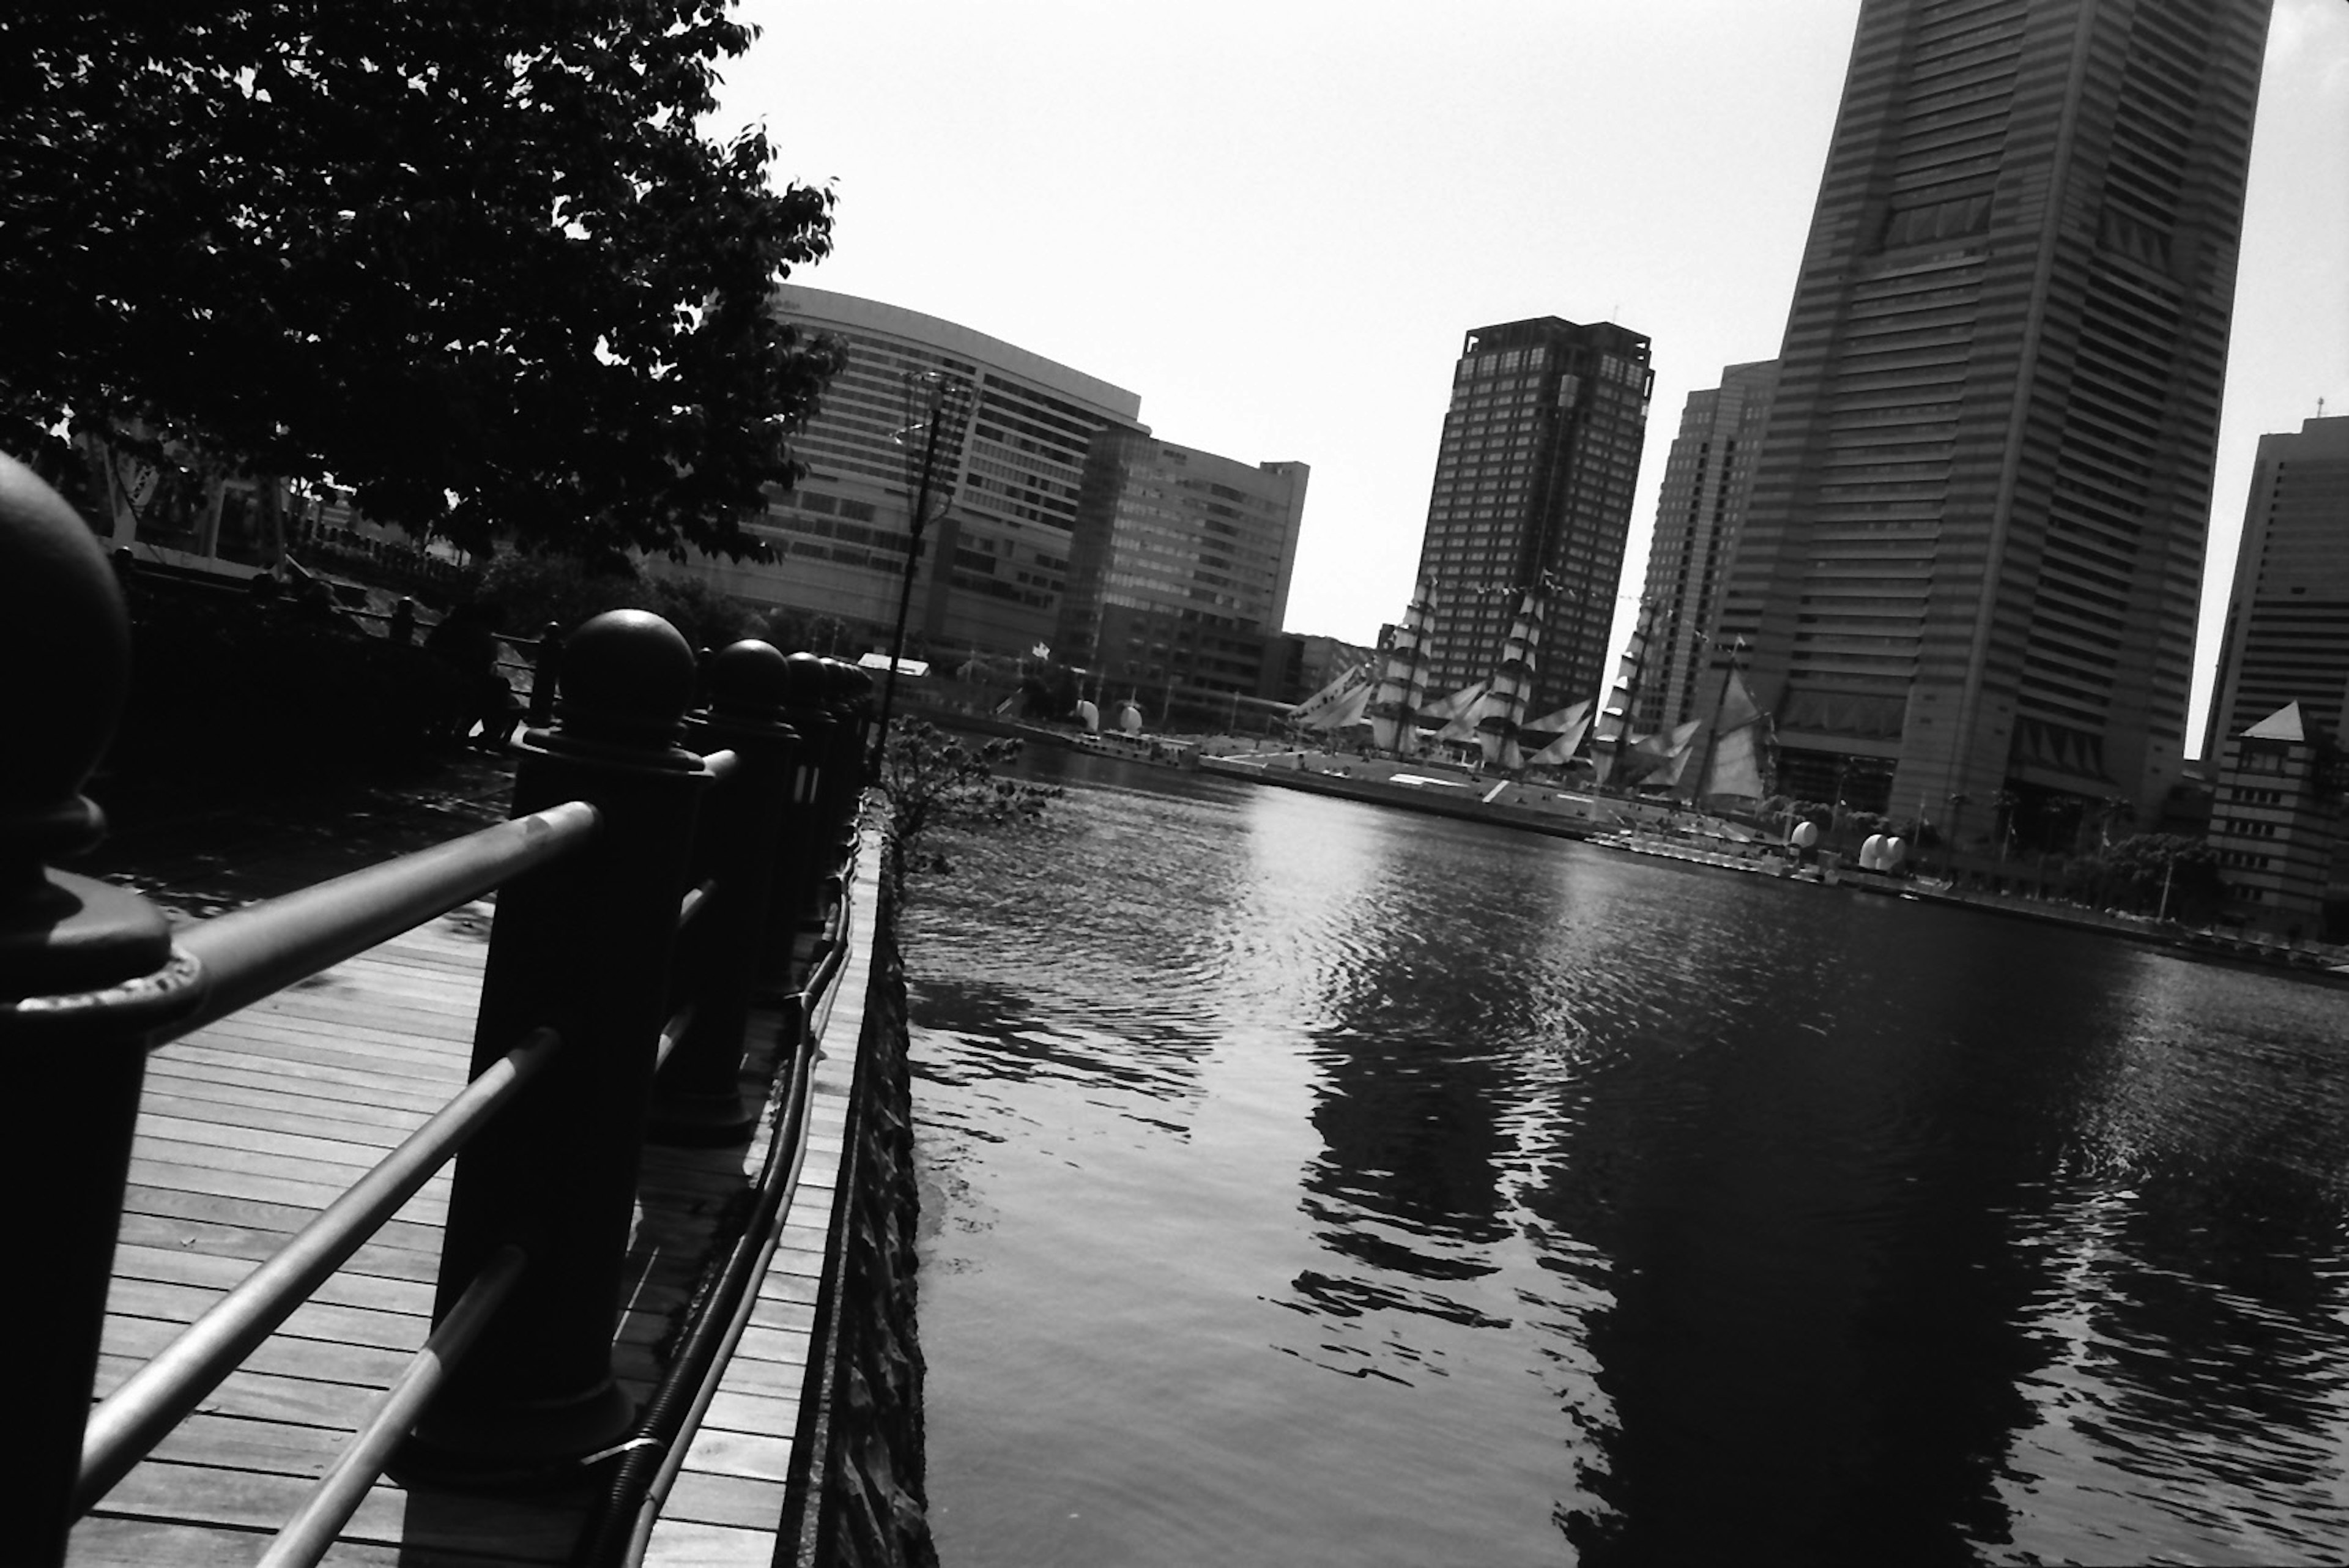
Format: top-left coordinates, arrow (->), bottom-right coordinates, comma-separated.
75,1028 -> 565,1511
254,1244 -> 529,1568
675,875 -> 719,933
574,879 -> 858,1566
654,1002 -> 695,1072
165,801 -> 601,1045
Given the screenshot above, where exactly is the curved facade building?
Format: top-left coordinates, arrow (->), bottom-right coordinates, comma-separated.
685,286 -> 1144,661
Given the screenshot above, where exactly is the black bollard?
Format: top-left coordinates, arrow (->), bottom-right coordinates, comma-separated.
398,609 -> 713,1484
0,455 -> 207,1567
525,620 -> 563,729
772,653 -> 836,937
816,658 -> 870,850
648,641 -> 801,1145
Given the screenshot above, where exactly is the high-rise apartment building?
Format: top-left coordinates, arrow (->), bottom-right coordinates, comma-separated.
682,287 -> 1143,661
1714,0 -> 2271,842
1635,360 -> 1779,734
2203,416 -> 2349,757
1058,431 -> 1307,702
1412,317 -> 1652,720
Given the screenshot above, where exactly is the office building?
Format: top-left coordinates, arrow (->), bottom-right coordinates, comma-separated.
1713,0 -> 2272,842
2203,416 -> 2349,757
2208,702 -> 2338,937
1058,431 -> 1307,704
1635,360 -> 1778,734
683,287 -> 1143,662
1411,316 -> 1653,721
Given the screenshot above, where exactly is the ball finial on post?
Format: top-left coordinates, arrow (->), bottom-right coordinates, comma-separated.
545,609 -> 699,755
0,453 -> 132,883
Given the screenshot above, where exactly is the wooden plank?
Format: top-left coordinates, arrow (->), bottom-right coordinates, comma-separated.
105,1276 -> 429,1354
92,1352 -> 387,1428
157,1032 -> 471,1093
88,1466 -> 581,1564
643,1519 -> 775,1568
150,1046 -> 463,1113
111,1242 -> 437,1315
724,1323 -> 812,1369
677,1427 -> 792,1483
179,1013 -> 475,1068
272,967 -> 483,1017
115,1210 -> 442,1285
67,1517 -> 272,1568
202,996 -> 477,1047
744,1296 -> 815,1337
145,1410 -> 347,1480
133,1112 -> 413,1175
119,1184 -> 443,1260
696,1352 -> 798,1401
656,1470 -> 787,1533
119,1149 -> 451,1224
136,1076 -> 436,1143
700,1388 -> 794,1438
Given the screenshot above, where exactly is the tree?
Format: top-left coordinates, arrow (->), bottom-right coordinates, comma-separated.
0,1 -> 845,562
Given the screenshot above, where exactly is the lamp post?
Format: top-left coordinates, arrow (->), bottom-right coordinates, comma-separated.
874,370 -> 967,773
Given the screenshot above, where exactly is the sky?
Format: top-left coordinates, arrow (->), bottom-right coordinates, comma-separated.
716,0 -> 2349,754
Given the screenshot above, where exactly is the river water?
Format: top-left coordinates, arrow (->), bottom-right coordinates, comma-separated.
903,753 -> 2349,1567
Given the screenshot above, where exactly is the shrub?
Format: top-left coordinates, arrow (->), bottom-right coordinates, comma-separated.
875,720 -> 1058,892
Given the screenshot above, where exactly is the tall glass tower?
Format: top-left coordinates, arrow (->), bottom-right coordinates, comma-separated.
1715,0 -> 2273,845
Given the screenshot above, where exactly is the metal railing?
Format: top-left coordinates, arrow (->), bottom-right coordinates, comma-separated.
1,452 -> 883,1568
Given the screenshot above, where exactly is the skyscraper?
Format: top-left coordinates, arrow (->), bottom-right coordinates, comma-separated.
1411,316 -> 1652,721
1715,0 -> 2272,844
1636,360 -> 1779,734
2202,415 -> 2349,758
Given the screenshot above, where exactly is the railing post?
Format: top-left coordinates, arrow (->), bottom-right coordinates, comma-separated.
0,455 -> 207,1566
525,619 -> 563,728
818,658 -> 874,866
648,639 -> 800,1145
773,653 -> 836,939
398,609 -> 711,1483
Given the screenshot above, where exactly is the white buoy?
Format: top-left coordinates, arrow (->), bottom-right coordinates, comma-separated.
1883,836 -> 1907,868
1861,833 -> 1886,870
1791,821 -> 1820,849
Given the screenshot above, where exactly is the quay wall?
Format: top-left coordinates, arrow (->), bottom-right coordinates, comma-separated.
785,883 -> 938,1568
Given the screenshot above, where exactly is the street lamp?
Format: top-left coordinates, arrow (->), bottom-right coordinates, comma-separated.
873,368 -> 967,772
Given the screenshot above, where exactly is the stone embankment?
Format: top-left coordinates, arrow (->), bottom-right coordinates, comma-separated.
783,885 -> 938,1568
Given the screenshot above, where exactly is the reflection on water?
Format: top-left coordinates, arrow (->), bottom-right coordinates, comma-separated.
907,752 -> 2349,1566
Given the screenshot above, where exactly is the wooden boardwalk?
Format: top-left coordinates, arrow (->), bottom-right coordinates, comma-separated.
67,844 -> 880,1567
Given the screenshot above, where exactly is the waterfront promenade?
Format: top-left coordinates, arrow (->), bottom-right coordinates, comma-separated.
63,839 -> 877,1564
6,451 -> 932,1566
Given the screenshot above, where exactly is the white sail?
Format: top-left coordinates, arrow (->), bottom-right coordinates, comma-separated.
1695,669 -> 1768,800
1419,679 -> 1487,724
1433,680 -> 1488,743
1368,581 -> 1438,754
1702,721 -> 1767,799
1649,719 -> 1705,787
1477,592 -> 1544,769
1293,661 -> 1375,731
1318,678 -> 1373,732
1524,700 -> 1594,767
